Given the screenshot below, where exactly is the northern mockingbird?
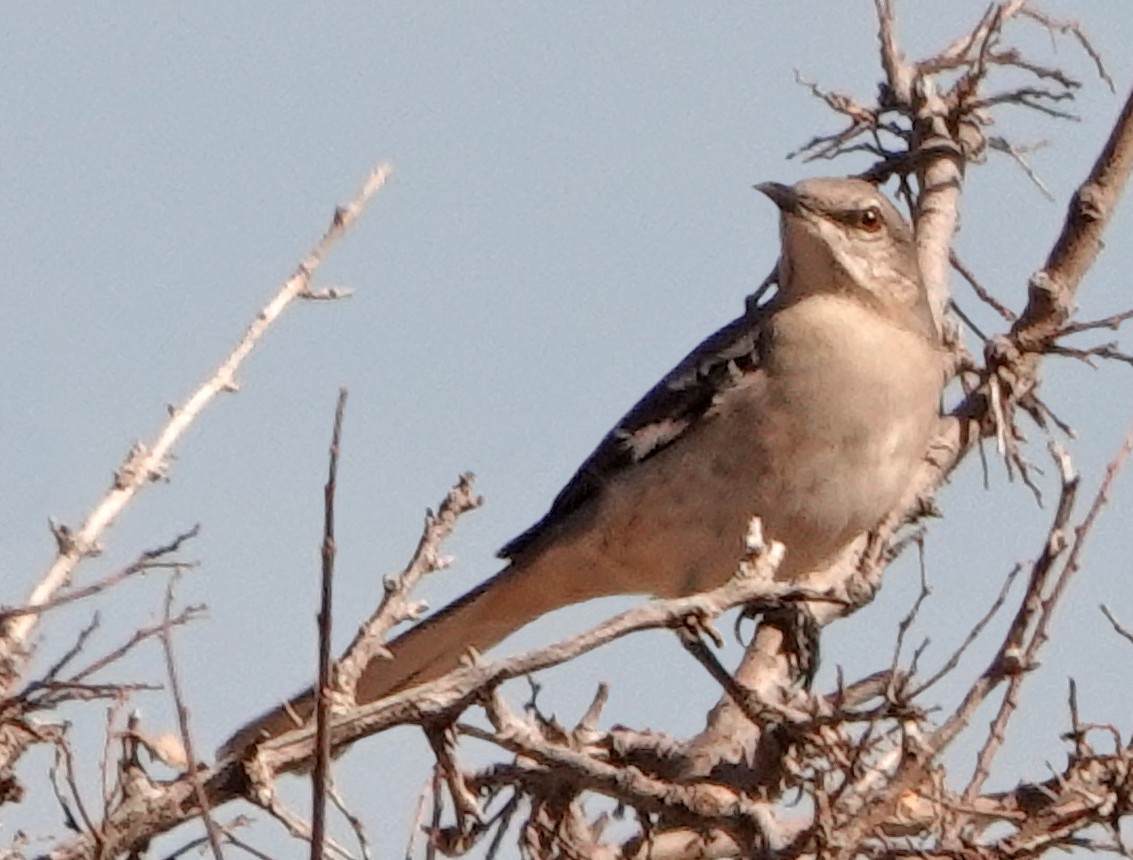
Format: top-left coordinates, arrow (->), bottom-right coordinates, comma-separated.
221,177 -> 943,757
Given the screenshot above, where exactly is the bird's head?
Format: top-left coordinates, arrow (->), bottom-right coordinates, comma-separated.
756,177 -> 933,336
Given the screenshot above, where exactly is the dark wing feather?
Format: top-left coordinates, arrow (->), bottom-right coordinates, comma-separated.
498,294 -> 773,560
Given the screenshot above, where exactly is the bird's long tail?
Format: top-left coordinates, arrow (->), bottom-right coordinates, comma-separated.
219,554 -> 614,759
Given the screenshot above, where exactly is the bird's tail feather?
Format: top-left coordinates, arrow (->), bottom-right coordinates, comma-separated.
219,555 -> 610,759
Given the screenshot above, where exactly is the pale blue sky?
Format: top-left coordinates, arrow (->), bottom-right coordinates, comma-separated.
3,3 -> 1133,856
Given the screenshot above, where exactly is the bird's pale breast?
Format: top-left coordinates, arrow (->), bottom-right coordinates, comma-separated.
542,293 -> 940,598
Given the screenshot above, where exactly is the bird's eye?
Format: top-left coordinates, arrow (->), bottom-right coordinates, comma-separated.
857,206 -> 883,233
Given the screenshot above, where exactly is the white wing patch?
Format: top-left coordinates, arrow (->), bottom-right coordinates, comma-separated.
619,417 -> 692,461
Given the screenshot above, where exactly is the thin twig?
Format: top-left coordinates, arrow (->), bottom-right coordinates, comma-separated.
251,790 -> 357,860
55,738 -> 99,847
950,250 -> 1016,322
1055,308 -> 1133,338
0,526 -> 200,622
960,429 -> 1133,800
406,775 -> 435,860
327,783 -> 371,860
36,615 -> 101,688
911,565 -> 1021,697
943,445 -> 1079,795
160,575 -> 224,860
50,606 -> 204,691
312,389 -> 348,860
1100,604 -> 1133,647
1018,7 -> 1115,91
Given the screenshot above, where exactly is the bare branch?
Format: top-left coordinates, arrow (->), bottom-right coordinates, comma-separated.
0,164 -> 393,698
1019,6 -> 1115,91
931,445 -> 1079,766
950,250 -> 1017,323
1014,84 -> 1133,351
1056,308 -> 1133,338
0,527 -> 199,622
331,473 -> 483,704
912,564 -> 1021,697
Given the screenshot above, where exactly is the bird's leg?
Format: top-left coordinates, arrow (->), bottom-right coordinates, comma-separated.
737,602 -> 822,689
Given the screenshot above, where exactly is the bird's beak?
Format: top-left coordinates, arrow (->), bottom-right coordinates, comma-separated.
754,181 -> 800,214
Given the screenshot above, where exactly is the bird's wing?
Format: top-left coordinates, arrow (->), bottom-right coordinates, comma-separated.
498,290 -> 775,559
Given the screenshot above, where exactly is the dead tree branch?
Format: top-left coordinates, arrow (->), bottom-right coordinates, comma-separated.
0,165 -> 393,706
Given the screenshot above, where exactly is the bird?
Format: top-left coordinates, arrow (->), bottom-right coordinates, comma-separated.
220,176 -> 944,758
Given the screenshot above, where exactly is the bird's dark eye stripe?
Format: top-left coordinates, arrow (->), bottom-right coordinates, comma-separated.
829,206 -> 883,229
